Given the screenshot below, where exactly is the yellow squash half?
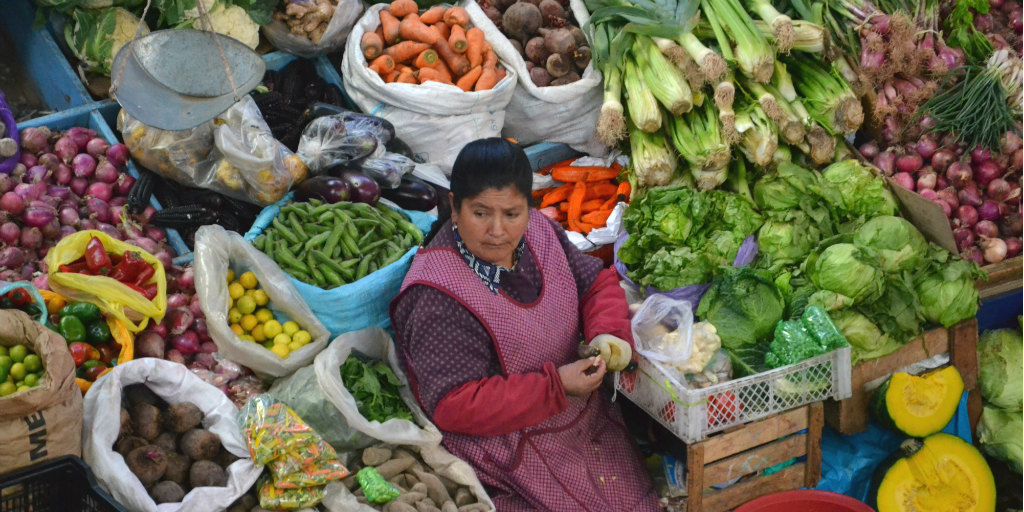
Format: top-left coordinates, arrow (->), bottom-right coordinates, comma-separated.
871,366 -> 964,437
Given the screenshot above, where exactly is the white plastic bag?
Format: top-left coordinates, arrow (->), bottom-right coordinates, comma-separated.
315,326 -> 444,447
82,358 -> 263,512
341,3 -> 517,174
194,224 -> 330,378
631,294 -> 695,364
262,0 -> 364,58
467,0 -> 606,155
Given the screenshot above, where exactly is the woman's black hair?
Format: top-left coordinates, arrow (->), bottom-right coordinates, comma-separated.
422,138 -> 532,245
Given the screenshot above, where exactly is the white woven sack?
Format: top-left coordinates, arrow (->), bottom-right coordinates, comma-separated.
342,3 -> 517,174
466,0 -> 605,155
82,359 -> 262,512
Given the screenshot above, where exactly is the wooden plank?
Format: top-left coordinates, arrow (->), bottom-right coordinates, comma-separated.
968,389 -> 983,436
978,256 -> 1023,299
852,327 -> 951,385
703,407 -> 809,464
948,318 -> 979,391
805,403 -> 823,488
701,464 -> 806,512
703,435 -> 807,487
685,443 -> 705,512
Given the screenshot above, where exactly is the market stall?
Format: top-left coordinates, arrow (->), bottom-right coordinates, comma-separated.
0,0 -> 1020,509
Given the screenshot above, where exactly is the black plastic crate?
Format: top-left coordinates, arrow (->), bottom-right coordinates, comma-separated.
0,455 -> 128,512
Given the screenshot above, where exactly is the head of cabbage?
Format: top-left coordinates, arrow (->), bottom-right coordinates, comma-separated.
977,404 -> 1022,474
753,163 -> 822,212
915,259 -> 981,328
819,160 -> 897,221
758,211 -> 821,266
853,216 -> 928,272
806,243 -> 884,304
977,328 -> 1023,411
830,309 -> 903,363
697,266 -> 785,349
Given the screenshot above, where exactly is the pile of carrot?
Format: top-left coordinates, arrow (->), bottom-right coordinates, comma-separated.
533,159 -> 630,234
360,0 -> 506,90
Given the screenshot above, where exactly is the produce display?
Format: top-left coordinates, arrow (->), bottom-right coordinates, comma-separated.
534,158 -> 630,233
0,286 -> 44,318
362,1 -> 508,89
0,342 -> 44,396
252,199 -> 423,288
50,299 -> 121,384
341,354 -> 414,423
225,269 -> 314,359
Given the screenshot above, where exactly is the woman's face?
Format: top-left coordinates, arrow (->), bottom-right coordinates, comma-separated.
452,187 -> 530,267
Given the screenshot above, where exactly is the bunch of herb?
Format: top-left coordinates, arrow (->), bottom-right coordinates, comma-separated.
340,354 -> 414,423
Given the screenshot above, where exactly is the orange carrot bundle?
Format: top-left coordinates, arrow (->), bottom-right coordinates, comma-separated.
456,66 -> 483,91
532,187 -> 558,201
584,183 -> 618,200
383,70 -> 400,83
383,41 -> 430,63
400,14 -> 440,44
539,158 -> 579,175
379,10 -> 401,45
551,167 -> 619,182
369,55 -> 395,75
420,5 -> 447,24
540,183 -> 574,207
559,199 -> 604,213
362,32 -> 383,60
566,177 -> 588,232
581,210 -> 613,226
433,21 -> 451,40
397,72 -> 418,84
414,49 -> 439,68
443,6 -> 469,27
389,0 -> 418,18
417,67 -> 448,84
449,25 -> 468,53
465,28 -> 485,69
432,59 -> 453,82
433,37 -> 470,76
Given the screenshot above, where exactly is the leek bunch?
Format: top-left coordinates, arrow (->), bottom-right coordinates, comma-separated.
635,37 -> 694,116
781,56 -> 863,136
666,102 -> 732,189
629,121 -> 678,188
623,57 -> 663,132
703,0 -> 775,83
734,103 -> 778,166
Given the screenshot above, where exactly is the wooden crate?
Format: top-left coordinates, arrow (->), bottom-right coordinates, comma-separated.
824,319 -> 979,435
977,256 -> 1023,299
682,403 -> 823,512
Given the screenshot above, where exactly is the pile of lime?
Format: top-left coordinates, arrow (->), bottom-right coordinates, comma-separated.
226,269 -> 313,359
0,344 -> 45,397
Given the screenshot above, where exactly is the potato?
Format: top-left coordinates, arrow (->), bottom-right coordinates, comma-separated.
214,449 -> 240,469
124,384 -> 163,408
180,429 -> 221,461
163,453 -> 191,486
164,402 -> 204,433
131,403 -> 163,441
153,432 -> 177,454
125,446 -> 167,487
115,436 -> 148,457
150,481 -> 185,504
119,408 -> 133,439
189,460 -> 227,488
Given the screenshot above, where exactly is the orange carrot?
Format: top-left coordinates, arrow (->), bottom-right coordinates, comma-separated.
416,67 -> 446,84
433,37 -> 470,76
558,199 -> 604,213
495,68 -> 506,82
615,180 -> 631,200
582,209 -> 613,226
567,177 -> 588,232
420,5 -> 447,24
540,183 -> 574,207
400,14 -> 441,44
456,66 -> 483,91
539,157 -> 579,175
585,183 -> 617,200
380,10 -> 401,45
433,21 -> 450,41
475,67 -> 498,91
414,49 -> 439,68
551,167 -> 620,182
375,25 -> 385,41
362,32 -> 384,60
576,221 -> 597,234
383,70 -> 400,83
368,55 -> 395,75
389,0 -> 418,18
398,64 -> 415,74
396,72 -> 418,84
432,58 -> 453,82
465,28 -> 485,69
532,187 -> 557,201
449,25 -> 468,53
383,41 -> 430,63
482,49 -> 498,68
443,6 -> 470,27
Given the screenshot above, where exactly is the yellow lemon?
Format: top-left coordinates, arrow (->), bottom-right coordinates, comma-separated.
255,308 -> 273,324
226,269 -> 235,283
273,333 -> 292,346
240,271 -> 258,290
240,314 -> 258,332
228,282 -> 245,300
240,335 -> 255,342
236,296 -> 257,315
253,289 -> 270,306
270,344 -> 290,358
251,324 -> 266,342
263,320 -> 283,338
287,341 -> 304,352
228,308 -> 243,325
282,321 -> 300,336
244,289 -> 257,299
230,324 -> 244,336
292,330 -> 312,346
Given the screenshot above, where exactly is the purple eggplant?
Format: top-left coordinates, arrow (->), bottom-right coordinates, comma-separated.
327,167 -> 381,205
294,176 -> 351,204
382,175 -> 438,211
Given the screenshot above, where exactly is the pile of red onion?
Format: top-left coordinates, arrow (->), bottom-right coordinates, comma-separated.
0,125 -> 177,289
862,129 -> 1023,265
133,265 -> 264,406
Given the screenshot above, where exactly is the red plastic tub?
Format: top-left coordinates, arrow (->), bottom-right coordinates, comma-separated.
734,490 -> 875,512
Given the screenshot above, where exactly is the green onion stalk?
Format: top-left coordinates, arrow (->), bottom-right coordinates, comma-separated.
805,123 -> 837,164
734,103 -> 778,166
771,143 -> 793,169
593,24 -> 628,146
987,48 -> 1023,110
623,57 -> 663,133
702,0 -> 775,83
783,56 -> 863,135
725,155 -> 753,201
635,37 -> 694,116
741,77 -> 786,126
754,20 -> 834,59
679,31 -> 728,82
743,0 -> 795,53
763,84 -> 808,144
652,36 -> 710,88
666,102 -> 732,189
915,65 -> 1022,150
628,120 -> 678,188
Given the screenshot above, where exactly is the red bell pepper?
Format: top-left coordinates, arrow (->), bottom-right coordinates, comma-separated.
132,262 -> 156,287
68,342 -> 99,367
59,262 -> 92,275
7,288 -> 31,307
84,237 -> 112,275
124,283 -> 158,301
108,251 -> 149,284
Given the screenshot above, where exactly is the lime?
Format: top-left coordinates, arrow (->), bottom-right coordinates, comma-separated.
24,373 -> 38,387
282,321 -> 300,336
226,269 -> 236,283
0,366 -> 7,383
0,356 -> 12,371
240,314 -> 258,332
263,320 -> 283,338
262,340 -> 275,350
228,308 -> 243,325
16,386 -> 29,393
9,363 -> 26,381
229,282 -> 245,300
255,308 -> 273,324
253,289 -> 270,307
270,344 -> 290,358
9,345 -> 27,363
236,296 -> 256,315
240,335 -> 255,342
273,333 -> 291,345
251,324 -> 266,342
0,382 -> 15,397
0,346 -> 7,357
292,330 -> 312,346
23,354 -> 41,373
239,271 -> 259,290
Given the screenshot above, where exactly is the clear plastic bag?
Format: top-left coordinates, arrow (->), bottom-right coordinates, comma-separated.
261,0 -> 363,58
296,115 -> 384,174
684,349 -> 733,389
118,97 -> 309,206
630,294 -> 694,364
359,152 -> 415,189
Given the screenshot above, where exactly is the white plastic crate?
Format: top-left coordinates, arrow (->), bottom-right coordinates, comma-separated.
616,347 -> 851,444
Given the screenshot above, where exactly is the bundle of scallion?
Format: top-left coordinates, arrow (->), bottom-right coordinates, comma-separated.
734,102 -> 779,166
629,121 -> 678,188
666,101 -> 733,189
781,55 -> 863,136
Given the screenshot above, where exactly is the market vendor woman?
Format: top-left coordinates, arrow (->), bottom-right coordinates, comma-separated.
390,138 -> 659,511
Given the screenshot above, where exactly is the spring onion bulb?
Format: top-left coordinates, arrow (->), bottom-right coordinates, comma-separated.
703,0 -> 775,83
623,58 -> 662,132
743,79 -> 786,124
678,32 -> 727,82
735,104 -> 778,166
628,121 -> 677,188
784,56 -> 862,135
635,37 -> 693,116
666,101 -> 732,189
806,124 -> 837,165
987,48 -> 1023,110
744,0 -> 794,53
598,64 -> 627,146
764,84 -> 807,144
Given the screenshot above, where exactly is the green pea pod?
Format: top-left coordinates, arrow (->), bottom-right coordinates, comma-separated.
323,224 -> 346,257
276,242 -> 310,273
59,315 -> 87,344
355,256 -> 371,281
253,235 -> 266,251
86,320 -> 112,345
304,231 -> 332,251
60,302 -> 102,323
320,265 -> 345,287
273,217 -> 300,244
287,215 -> 309,242
357,227 -> 378,247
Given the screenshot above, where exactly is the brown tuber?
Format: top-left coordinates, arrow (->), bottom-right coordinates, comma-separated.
525,37 -> 550,65
164,402 -> 204,433
483,5 -> 502,28
115,436 -> 149,457
572,46 -> 591,70
227,495 -> 258,512
163,453 -> 191,486
125,446 -> 167,487
130,404 -> 163,441
568,26 -> 587,48
538,0 -> 565,20
119,408 -> 132,439
509,39 -> 525,56
190,460 -> 227,488
150,481 -> 185,504
545,53 -> 570,78
124,384 -> 163,408
153,433 -> 177,454
550,71 -> 581,86
180,429 -> 222,461
502,2 -> 542,42
540,27 -> 575,55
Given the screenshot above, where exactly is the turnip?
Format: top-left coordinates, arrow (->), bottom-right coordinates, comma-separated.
125,446 -> 166,487
501,2 -> 542,42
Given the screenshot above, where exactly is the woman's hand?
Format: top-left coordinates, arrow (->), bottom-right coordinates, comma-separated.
558,357 -> 606,396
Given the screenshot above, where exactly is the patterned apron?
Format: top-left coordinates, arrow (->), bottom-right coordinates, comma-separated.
392,212 -> 659,512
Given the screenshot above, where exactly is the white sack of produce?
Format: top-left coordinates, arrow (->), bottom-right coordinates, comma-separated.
342,3 -> 517,174
0,310 -> 83,472
194,225 -> 330,378
467,0 -> 604,155
263,0 -> 365,58
82,358 -> 262,512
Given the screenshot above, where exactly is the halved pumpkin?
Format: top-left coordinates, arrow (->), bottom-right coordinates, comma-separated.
870,433 -> 996,512
871,366 -> 964,437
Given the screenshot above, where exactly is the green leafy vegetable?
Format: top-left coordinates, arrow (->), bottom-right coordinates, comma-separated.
914,248 -> 984,328
818,160 -> 897,222
64,6 -> 149,76
977,328 -> 1023,411
757,211 -> 822,267
764,305 -> 847,368
753,162 -> 821,212
697,266 -> 784,349
830,309 -> 902,364
944,0 -> 994,64
977,405 -> 1022,474
853,216 -> 928,273
340,355 -> 414,423
728,340 -> 769,377
805,242 -> 885,305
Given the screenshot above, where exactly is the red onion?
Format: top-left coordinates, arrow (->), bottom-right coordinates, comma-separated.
987,179 -> 1015,202
975,219 -> 1000,238
974,160 -> 1003,188
896,153 -> 924,173
0,175 -> 11,195
59,226 -> 76,239
189,294 -> 203,318
0,247 -> 25,268
138,205 -> 157,223
70,177 -> 88,197
85,138 -> 109,159
919,188 -> 939,201
936,187 -> 959,210
105,144 -> 129,169
962,245 -> 983,264
24,165 -> 48,184
990,0 -> 1004,9
143,226 -> 166,243
1003,132 -> 1022,154
109,197 -> 127,208
18,128 -> 47,154
86,182 -> 113,202
155,251 -> 173,269
959,186 -> 983,207
179,267 -> 195,293
172,332 -> 200,356
979,237 -> 1007,263
917,171 -> 937,190
0,223 -> 18,244
127,237 -> 158,254
859,142 -> 880,159
93,160 -> 119,184
47,186 -> 70,201
915,135 -> 938,160
873,151 -> 896,175
931,150 -> 956,172
115,173 -> 135,197
956,205 -> 979,227
135,332 -> 166,359
37,153 -> 60,172
946,162 -> 973,188
165,349 -> 186,365
193,318 -> 211,342
1012,149 -> 1024,172
1011,9 -> 1022,30
934,199 -> 952,217
1006,237 -> 1022,257
19,153 -> 37,168
147,321 -> 169,339
1002,210 -> 1023,237
953,226 -> 976,250
199,342 -> 218,355
72,153 -> 96,178
54,137 -> 78,164
970,146 -> 992,163
95,223 -> 122,240
978,201 -> 1002,222
64,127 -> 94,149
85,197 -> 110,223
893,172 -> 915,190
78,219 -> 95,231
41,218 -> 59,239
19,227 -> 42,249
166,293 -> 188,309
121,222 -> 143,240
24,183 -> 46,202
21,208 -> 54,229
169,308 -> 194,335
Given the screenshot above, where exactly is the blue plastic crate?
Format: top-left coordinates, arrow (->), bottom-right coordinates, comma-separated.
977,289 -> 1022,333
17,105 -> 193,262
1,0 -> 94,121
523,142 -> 583,172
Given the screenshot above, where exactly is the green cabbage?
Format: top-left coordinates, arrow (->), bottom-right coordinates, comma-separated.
806,243 -> 884,304
65,7 -> 149,76
915,259 -> 981,328
753,162 -> 821,211
977,405 -> 1022,473
977,328 -> 1023,411
632,247 -> 717,290
697,266 -> 785,349
819,160 -> 897,221
830,309 -> 903,363
758,211 -> 822,266
853,216 -> 929,272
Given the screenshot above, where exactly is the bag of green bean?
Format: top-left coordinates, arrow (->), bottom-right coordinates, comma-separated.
244,195 -> 435,338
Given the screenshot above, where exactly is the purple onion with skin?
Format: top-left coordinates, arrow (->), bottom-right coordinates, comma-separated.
936,188 -> 959,210
959,186 -> 983,207
95,223 -> 123,240
954,226 -> 976,251
0,175 -> 12,195
917,171 -> 937,190
1005,237 -> 1021,258
154,251 -> 172,269
86,182 -> 113,202
873,151 -> 896,175
946,162 -> 973,188
147,321 -> 169,339
19,153 -> 37,168
25,165 -> 50,184
172,332 -> 200,356
974,160 -> 1002,188
72,153 -> 96,178
194,353 -> 216,369
19,263 -> 34,280
934,199 -> 952,218
956,205 -> 979,227
987,179 -> 1015,203
859,142 -> 879,159
47,186 -> 70,201
166,294 -> 188,309
37,153 -> 60,172
165,349 -> 186,365
975,219 -> 1000,238
58,226 -> 76,239
114,174 -> 134,197
93,159 -> 118,184
105,144 -> 129,169
978,201 -> 1002,222
0,247 -> 25,268
199,342 -> 218,355
193,318 -> 210,342
169,308 -> 194,335
109,197 -> 127,208
54,164 -> 72,185
930,150 -> 956,172
85,197 -> 110,223
54,138 -> 78,164
1002,131 -> 1023,154
85,138 -> 109,159
143,226 -> 165,243
41,219 -> 60,239
0,222 -> 18,244
64,127 -> 94,149
70,177 -> 88,197
127,237 -> 158,254
78,219 -> 95,231
179,267 -> 195,293
19,128 -> 47,154
916,135 -> 938,160
893,172 -> 915,190
1002,210 -> 1022,237
22,208 -> 54,229
121,222 -> 143,240
32,274 -> 49,291
189,294 -> 203,318
138,205 -> 156,223
971,146 -> 992,163
24,182 -> 46,201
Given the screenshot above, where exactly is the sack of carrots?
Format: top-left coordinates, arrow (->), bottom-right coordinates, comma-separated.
359,0 -> 507,90
533,159 -> 630,235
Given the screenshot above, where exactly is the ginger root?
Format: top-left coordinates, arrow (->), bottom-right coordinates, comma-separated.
276,0 -> 336,44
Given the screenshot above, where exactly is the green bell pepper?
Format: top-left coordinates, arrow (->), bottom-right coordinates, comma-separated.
85,320 -> 111,345
59,316 -> 86,345
59,302 -> 102,323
